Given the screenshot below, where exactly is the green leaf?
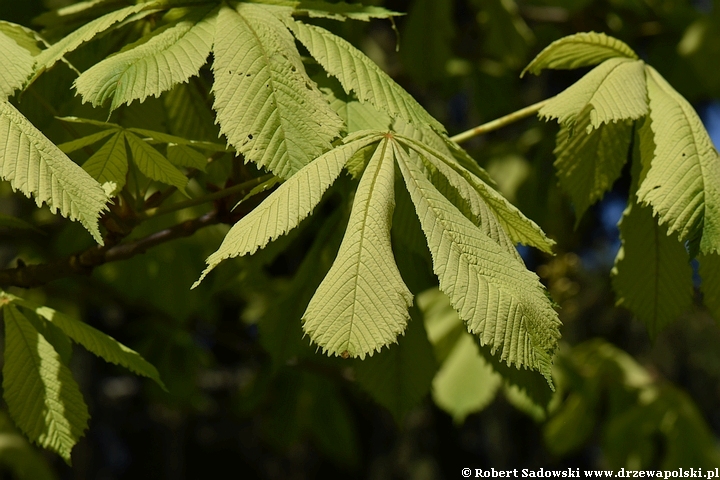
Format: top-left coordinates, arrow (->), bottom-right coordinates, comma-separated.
0,412 -> 57,480
539,58 -> 648,130
303,138 -> 412,358
417,147 -> 521,262
636,66 -> 720,255
698,253 -> 720,323
419,288 -> 501,422
82,131 -> 128,196
124,131 -> 188,193
478,0 -> 534,69
544,391 -> 597,455
2,305 -> 89,462
74,6 -> 217,111
612,201 -> 693,337
126,127 -> 228,152
394,140 -> 560,381
0,214 -> 43,233
354,313 -> 437,422
164,81 -> 220,142
34,3 -> 158,78
294,1 -> 402,21
0,31 -> 34,100
290,21 -> 446,133
391,116 -> 498,188
57,129 -> 117,153
5,293 -> 165,389
554,109 -> 632,222
212,4 -> 343,179
522,32 -> 638,77
0,21 -> 43,56
0,101 -> 107,244
396,135 -> 555,253
166,145 -> 207,171
193,134 -> 379,287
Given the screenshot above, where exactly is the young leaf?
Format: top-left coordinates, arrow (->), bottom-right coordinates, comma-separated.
74,5 -> 217,110
212,4 -> 343,179
554,109 -> 632,222
303,137 -> 413,358
698,253 -> 720,323
612,201 -> 693,337
126,128 -> 228,152
34,3 -> 157,78
420,288 -> 501,423
396,135 -> 555,253
193,134 -> 380,287
164,81 -> 220,142
539,58 -> 648,130
124,131 -> 188,194
636,66 -> 720,255
290,21 -> 446,133
522,32 -> 638,77
0,21 -> 43,56
0,31 -> 34,100
4,293 -> 166,389
166,145 -> 207,171
414,146 -> 521,261
394,141 -> 561,381
292,1 -> 402,21
0,101 -> 107,244
82,131 -> 128,196
57,128 -> 116,153
354,313 -> 437,422
2,305 -> 89,462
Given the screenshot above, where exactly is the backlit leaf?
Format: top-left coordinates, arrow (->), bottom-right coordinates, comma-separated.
0,101 -> 107,243
2,305 -> 89,462
303,137 -> 412,358
523,32 -> 637,77
74,5 -> 217,110
212,4 -> 343,179
636,66 -> 720,255
539,58 -> 648,130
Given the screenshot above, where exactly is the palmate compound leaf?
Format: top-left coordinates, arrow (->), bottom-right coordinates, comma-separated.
636,66 -> 720,255
33,3 -> 159,79
554,107 -> 632,222
124,130 -> 188,194
4,292 -> 165,389
289,20 -> 447,134
303,137 -> 413,358
539,57 -> 648,130
522,32 -> 638,77
192,133 -> 382,288
0,101 -> 107,244
612,200 -> 693,337
81,131 -> 128,196
212,4 -> 343,179
393,140 -> 561,381
0,30 -> 34,101
2,304 -> 89,462
395,135 -> 555,254
74,5 -> 217,111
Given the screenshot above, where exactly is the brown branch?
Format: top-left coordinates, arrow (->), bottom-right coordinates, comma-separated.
0,211 -> 220,289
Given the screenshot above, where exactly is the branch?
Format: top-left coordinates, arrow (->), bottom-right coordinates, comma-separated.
0,212 -> 220,289
450,99 -> 550,144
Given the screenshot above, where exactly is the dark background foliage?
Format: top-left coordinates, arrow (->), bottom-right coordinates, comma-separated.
1,0 -> 720,478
